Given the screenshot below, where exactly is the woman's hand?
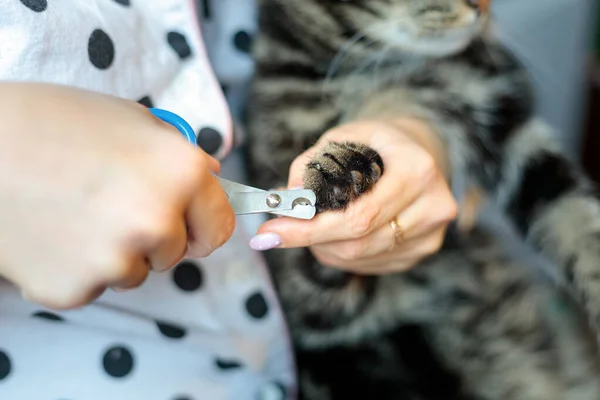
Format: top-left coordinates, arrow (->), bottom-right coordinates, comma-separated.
0,82 -> 235,309
251,118 -> 457,274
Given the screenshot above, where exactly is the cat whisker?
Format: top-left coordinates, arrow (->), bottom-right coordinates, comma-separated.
349,46 -> 390,80
324,24 -> 382,86
372,44 -> 394,90
326,30 -> 369,82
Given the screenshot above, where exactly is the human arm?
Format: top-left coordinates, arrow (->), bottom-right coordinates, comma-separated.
0,82 -> 235,308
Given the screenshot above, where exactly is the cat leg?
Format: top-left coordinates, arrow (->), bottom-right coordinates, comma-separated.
294,324 -> 472,400
476,119 -> 600,341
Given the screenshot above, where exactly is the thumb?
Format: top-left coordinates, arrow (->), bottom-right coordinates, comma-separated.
205,154 -> 221,174
287,145 -> 322,189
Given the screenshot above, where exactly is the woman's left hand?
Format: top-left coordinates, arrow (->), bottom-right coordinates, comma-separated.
250,118 -> 459,274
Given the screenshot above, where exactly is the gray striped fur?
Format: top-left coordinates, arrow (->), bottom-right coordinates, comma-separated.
245,1 -> 600,398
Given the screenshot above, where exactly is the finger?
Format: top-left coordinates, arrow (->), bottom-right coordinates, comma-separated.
308,191 -> 452,260
256,186 -> 418,249
185,172 -> 236,258
369,176 -> 457,248
322,124 -> 437,230
263,145 -> 456,250
313,228 -> 447,274
206,154 -> 221,174
264,129 -> 436,247
145,216 -> 188,272
108,256 -> 151,291
156,117 -> 221,175
287,145 -> 324,189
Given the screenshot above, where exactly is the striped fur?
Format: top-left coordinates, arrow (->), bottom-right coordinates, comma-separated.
245,1 -> 600,399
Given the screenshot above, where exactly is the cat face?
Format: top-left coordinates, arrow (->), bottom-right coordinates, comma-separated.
336,0 -> 491,57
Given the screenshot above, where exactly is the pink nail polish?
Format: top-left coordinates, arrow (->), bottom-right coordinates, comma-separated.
249,233 -> 282,251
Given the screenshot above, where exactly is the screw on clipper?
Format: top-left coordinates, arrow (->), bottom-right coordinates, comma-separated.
266,193 -> 282,208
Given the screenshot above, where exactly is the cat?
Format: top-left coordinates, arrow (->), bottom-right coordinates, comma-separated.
245,0 -> 600,399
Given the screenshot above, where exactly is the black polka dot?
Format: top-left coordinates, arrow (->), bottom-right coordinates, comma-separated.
245,292 -> 269,319
220,84 -> 229,97
233,30 -> 253,54
173,396 -> 193,400
88,29 -> 115,70
167,31 -> 192,60
201,0 -> 211,18
156,321 -> 187,339
19,0 -> 47,12
0,350 -> 11,380
215,358 -> 243,370
172,261 -> 203,292
196,127 -> 223,155
113,0 -> 130,6
138,96 -> 154,108
32,311 -> 64,322
102,345 -> 134,378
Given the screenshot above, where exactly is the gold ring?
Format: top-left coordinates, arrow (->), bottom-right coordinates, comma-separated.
389,219 -> 404,251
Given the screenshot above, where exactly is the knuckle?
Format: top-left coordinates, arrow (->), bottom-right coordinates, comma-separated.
125,268 -> 149,290
424,232 -> 445,255
349,205 -> 380,237
216,211 -> 236,246
415,151 -> 438,183
340,239 -> 369,261
102,257 -> 132,280
204,211 -> 236,254
129,213 -> 173,245
188,152 -> 209,177
436,196 -> 459,224
312,248 -> 338,268
96,250 -> 137,282
444,198 -> 459,221
179,153 -> 208,186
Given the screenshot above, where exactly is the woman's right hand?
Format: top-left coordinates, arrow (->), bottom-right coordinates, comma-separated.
0,82 -> 235,309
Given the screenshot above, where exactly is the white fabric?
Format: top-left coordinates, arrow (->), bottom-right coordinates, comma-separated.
0,0 -> 296,399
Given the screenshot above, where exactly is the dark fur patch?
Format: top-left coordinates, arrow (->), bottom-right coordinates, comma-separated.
296,324 -> 469,400
485,81 -> 534,145
507,151 -> 579,234
257,61 -> 326,81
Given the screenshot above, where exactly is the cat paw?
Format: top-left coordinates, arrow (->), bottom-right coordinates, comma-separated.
303,141 -> 383,213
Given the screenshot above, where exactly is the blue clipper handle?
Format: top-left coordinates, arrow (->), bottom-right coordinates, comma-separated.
149,108 -> 196,145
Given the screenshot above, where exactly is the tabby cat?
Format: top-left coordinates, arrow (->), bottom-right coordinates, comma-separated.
245,1 -> 600,399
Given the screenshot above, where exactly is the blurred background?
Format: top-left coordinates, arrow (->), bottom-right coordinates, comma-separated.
491,0 -> 598,162
582,0 -> 600,182
492,0 -> 600,183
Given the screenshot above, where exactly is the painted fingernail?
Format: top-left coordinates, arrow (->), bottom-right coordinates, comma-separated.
249,233 -> 282,251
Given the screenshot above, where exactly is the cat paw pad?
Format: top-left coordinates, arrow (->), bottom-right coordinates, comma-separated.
303,141 -> 383,213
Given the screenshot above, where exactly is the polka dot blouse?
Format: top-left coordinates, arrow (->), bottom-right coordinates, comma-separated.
0,0 -> 295,399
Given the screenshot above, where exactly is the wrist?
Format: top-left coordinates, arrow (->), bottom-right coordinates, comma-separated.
382,117 -> 451,181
